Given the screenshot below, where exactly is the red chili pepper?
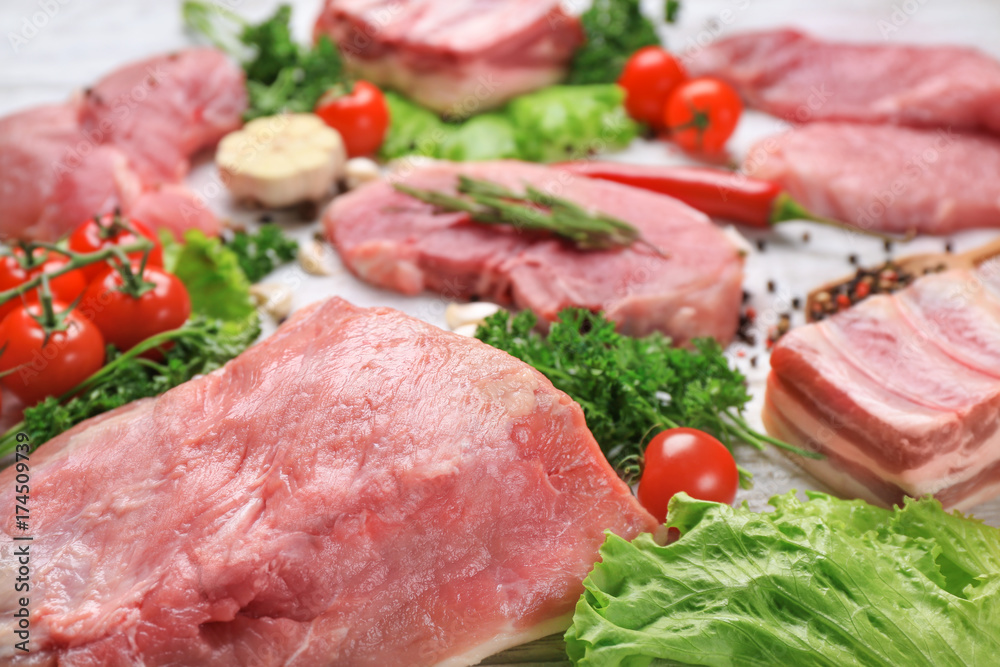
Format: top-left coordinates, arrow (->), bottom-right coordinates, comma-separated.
553,161 -> 834,230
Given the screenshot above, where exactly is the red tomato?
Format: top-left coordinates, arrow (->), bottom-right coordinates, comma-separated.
315,81 -> 390,158
636,427 -> 739,523
0,249 -> 87,322
0,303 -> 105,406
81,264 -> 191,352
618,47 -> 687,128
68,214 -> 164,281
664,78 -> 743,153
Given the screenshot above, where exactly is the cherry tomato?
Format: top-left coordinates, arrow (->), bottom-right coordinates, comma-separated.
0,249 -> 87,322
81,264 -> 191,352
618,47 -> 688,128
664,78 -> 743,153
315,81 -> 390,158
0,303 -> 105,406
636,427 -> 739,523
68,214 -> 164,281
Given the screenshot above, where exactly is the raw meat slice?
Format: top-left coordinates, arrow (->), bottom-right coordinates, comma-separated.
763,267 -> 1000,511
313,0 -> 583,116
688,29 -> 1000,134
742,123 -> 1000,235
80,48 -> 247,184
0,298 -> 656,666
324,160 -> 745,344
0,103 -> 143,242
129,184 -> 221,239
0,48 -> 244,242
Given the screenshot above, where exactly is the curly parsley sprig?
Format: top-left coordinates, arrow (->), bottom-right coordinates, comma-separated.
182,1 -> 349,120
568,0 -> 662,85
475,308 -> 819,487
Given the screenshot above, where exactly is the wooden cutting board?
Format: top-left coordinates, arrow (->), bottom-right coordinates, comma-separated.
479,635 -> 570,666
806,237 -> 1000,321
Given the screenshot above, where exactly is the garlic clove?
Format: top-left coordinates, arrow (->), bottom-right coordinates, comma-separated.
298,239 -> 333,276
445,302 -> 503,331
249,283 -> 294,321
451,323 -> 480,338
345,157 -> 381,190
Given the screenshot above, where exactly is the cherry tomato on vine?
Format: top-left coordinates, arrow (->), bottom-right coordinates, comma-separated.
315,81 -> 390,158
0,303 -> 106,406
68,214 -> 164,281
618,47 -> 688,128
664,78 -> 743,153
81,264 -> 191,352
636,427 -> 739,523
0,249 -> 87,322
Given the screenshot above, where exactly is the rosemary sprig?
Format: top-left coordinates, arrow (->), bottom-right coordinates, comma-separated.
394,176 -> 667,256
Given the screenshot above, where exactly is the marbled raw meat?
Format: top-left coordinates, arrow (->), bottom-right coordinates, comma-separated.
743,123 -> 1000,235
0,49 -> 245,241
324,160 -> 745,344
688,29 -> 1000,134
764,262 -> 1000,510
313,0 -> 583,117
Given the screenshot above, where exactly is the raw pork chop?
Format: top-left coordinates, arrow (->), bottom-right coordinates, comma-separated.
0,298 -> 656,666
688,29 -> 1000,134
763,262 -> 1000,511
0,104 -> 143,242
0,48 -> 245,241
127,184 -> 222,240
313,0 -> 583,117
742,123 -> 1000,235
80,49 -> 247,184
324,160 -> 745,344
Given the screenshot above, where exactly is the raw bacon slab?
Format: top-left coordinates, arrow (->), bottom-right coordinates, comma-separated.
0,48 -> 245,241
688,29 -> 1000,134
742,123 -> 1000,235
313,0 -> 583,117
324,160 -> 745,344
763,262 -> 1000,511
0,298 -> 656,666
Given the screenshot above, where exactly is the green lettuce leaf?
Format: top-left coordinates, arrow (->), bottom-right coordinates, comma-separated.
508,85 -> 638,162
380,92 -> 455,160
566,492 -> 1000,667
172,229 -> 256,326
438,113 -> 519,161
379,86 -> 637,163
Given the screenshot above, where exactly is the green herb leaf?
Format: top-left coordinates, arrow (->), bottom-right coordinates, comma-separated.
181,0 -> 248,56
568,0 -> 661,85
665,0 -> 681,24
240,4 -> 299,86
475,309 -> 806,483
566,492 -> 1000,666
395,176 -> 656,253
226,223 -> 299,283
184,1 -> 349,121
